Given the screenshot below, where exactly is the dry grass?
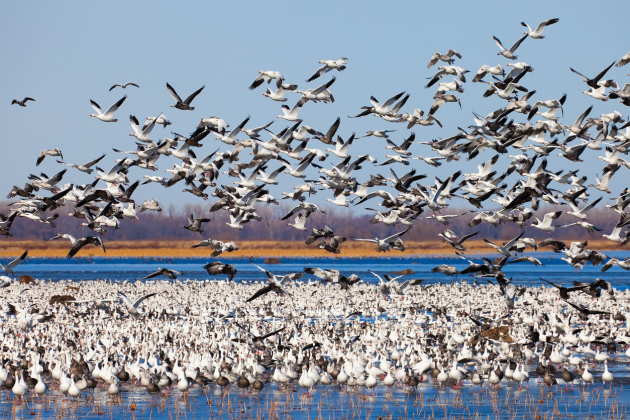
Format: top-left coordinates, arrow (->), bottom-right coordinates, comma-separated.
0,238 -> 625,258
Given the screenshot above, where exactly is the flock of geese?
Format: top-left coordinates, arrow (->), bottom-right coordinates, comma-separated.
2,17 -> 630,402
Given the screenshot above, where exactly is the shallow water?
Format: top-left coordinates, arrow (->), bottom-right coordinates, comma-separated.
5,253 -> 630,419
12,250 -> 630,289
2,371 -> 630,420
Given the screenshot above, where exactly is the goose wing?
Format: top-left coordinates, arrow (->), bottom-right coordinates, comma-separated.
131,292 -> 157,309
104,95 -> 127,117
166,83 -> 183,103
183,85 -> 205,105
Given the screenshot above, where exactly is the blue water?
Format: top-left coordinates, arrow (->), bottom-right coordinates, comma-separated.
10,251 -> 630,289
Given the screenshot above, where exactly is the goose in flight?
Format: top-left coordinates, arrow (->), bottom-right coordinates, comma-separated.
570,62 -> 616,89
616,52 -> 630,67
203,261 -> 237,280
559,221 -> 601,233
66,236 -> 105,258
483,232 -> 524,257
439,230 -> 478,252
140,268 -> 181,281
248,70 -> 283,90
566,197 -> 602,221
36,148 -> 63,166
351,227 -> 411,252
246,260 -> 304,302
307,58 -> 347,82
109,82 -> 139,91
472,64 -> 504,82
601,258 -> 630,272
427,50 -> 462,68
521,18 -> 559,39
130,115 -> 159,142
0,212 -> 18,237
139,198 -> 162,212
182,214 -> 211,235
57,154 -> 106,174
192,239 -> 239,256
296,76 -> 336,103
287,212 -> 308,231
277,98 -> 307,122
262,76 -> 298,102
167,83 -> 205,110
234,323 -> 286,350
531,211 -> 563,233
493,34 -> 528,60
118,291 -> 157,316
89,95 -> 127,122
11,97 -> 35,107
0,250 -> 28,276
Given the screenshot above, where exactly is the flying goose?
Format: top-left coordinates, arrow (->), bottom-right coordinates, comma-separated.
0,250 -> 28,276
57,154 -> 106,174
11,97 -> 35,107
296,76 -> 336,103
521,18 -> 559,39
483,232 -> 524,256
351,227 -> 411,252
570,61 -> 616,89
118,291 -> 157,315
182,214 -> 211,235
248,70 -> 283,90
89,95 -> 127,122
36,148 -> 63,166
140,268 -> 181,280
167,83 -> 205,110
66,236 -> 106,258
306,58 -> 347,82
493,34 -> 528,60
531,211 -> 563,233
427,50 -> 462,68
246,260 -> 303,302
109,82 -> 139,91
277,98 -> 307,122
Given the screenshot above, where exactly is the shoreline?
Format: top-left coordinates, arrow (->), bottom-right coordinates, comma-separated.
0,239 -> 624,259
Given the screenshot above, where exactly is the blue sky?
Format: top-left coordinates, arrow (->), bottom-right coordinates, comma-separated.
2,1 -> 629,210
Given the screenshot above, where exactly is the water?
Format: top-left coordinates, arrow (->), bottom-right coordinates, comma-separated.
2,378 -> 629,420
13,250 -> 630,289
5,252 -> 630,419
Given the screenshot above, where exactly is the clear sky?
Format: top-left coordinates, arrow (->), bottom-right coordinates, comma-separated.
2,1 -> 629,210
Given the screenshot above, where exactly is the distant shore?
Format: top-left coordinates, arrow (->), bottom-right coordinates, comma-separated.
0,239 -> 623,258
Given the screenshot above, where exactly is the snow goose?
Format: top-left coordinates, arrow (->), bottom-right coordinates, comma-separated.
11,97 -> 35,107
167,83 -> 205,110
306,58 -> 347,82
283,153 -> 316,178
483,232 -> 523,256
531,211 -> 562,233
521,18 -> 559,39
36,148 -> 63,166
588,165 -> 619,193
472,64 -> 504,82
425,66 -> 469,88
493,34 -> 528,59
118,291 -> 157,315
0,250 -> 27,276
242,121 -> 273,139
277,98 -> 307,122
263,76 -> 297,102
57,153 -> 106,174
130,114 -> 159,142
65,236 -> 105,258
296,76 -> 336,103
583,85 -> 609,101
109,82 -> 139,91
427,50 -> 462,68
287,213 -> 308,231
248,70 -> 283,90
566,196 -> 602,221
351,227 -> 410,252
213,115 -> 250,145
89,95 -> 126,122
